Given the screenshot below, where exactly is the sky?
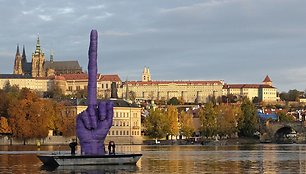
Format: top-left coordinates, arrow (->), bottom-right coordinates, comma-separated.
0,0 -> 306,92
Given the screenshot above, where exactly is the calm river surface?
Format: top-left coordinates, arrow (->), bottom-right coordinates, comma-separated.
1,144 -> 306,173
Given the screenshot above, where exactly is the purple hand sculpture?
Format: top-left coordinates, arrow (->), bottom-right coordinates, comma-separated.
76,30 -> 114,155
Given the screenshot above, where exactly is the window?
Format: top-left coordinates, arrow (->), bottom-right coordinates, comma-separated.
102,84 -> 104,88
106,84 -> 109,89
116,131 -> 118,135
68,86 -> 72,91
76,86 -> 81,91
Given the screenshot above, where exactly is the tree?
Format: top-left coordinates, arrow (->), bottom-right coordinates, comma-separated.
57,105 -> 76,137
238,98 -> 259,137
128,91 -> 136,102
198,102 -> 217,138
144,109 -> 167,139
44,83 -> 64,100
8,89 -> 61,143
216,104 -> 240,138
165,106 -> 179,139
0,117 -> 11,134
167,97 -> 180,105
288,89 -> 300,101
179,111 -> 195,139
277,110 -> 295,122
252,97 -> 260,104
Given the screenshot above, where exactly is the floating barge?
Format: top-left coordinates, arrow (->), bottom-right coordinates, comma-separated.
38,153 -> 142,167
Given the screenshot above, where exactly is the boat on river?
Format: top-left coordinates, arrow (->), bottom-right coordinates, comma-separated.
38,153 -> 142,167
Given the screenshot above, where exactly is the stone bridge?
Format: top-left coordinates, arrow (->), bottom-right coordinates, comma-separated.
260,121 -> 306,143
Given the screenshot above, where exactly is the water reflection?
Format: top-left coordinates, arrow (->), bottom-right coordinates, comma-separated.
41,164 -> 139,174
1,144 -> 306,173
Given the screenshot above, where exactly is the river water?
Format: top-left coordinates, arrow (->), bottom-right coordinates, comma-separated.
0,144 -> 306,173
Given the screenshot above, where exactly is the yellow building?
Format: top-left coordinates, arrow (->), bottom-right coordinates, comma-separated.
65,99 -> 142,144
120,67 -> 224,103
223,75 -> 278,102
0,74 -> 53,92
62,73 -> 122,98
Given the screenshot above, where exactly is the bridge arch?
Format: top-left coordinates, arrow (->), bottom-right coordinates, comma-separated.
274,126 -> 297,143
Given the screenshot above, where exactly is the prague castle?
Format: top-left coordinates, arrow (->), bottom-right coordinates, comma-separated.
13,36 -> 82,77
5,36 -> 278,103
119,67 -> 278,103
120,67 -> 224,103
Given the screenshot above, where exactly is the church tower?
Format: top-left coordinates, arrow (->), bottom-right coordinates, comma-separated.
22,45 -> 27,64
263,75 -> 272,86
31,35 -> 45,77
142,66 -> 151,82
13,44 -> 23,74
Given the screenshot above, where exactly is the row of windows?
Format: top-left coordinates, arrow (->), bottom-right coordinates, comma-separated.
263,92 -> 275,95
101,83 -> 109,89
112,121 -> 139,127
113,121 -> 129,127
108,130 -> 140,136
115,112 -> 129,118
114,112 -> 139,118
68,86 -> 87,91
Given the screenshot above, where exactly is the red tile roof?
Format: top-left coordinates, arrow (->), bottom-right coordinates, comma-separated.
99,75 -> 121,82
263,75 -> 272,82
223,83 -> 275,89
127,80 -> 223,86
60,73 -> 121,82
61,73 -> 88,80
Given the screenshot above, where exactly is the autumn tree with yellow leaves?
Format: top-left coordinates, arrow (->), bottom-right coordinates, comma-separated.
179,111 -> 195,139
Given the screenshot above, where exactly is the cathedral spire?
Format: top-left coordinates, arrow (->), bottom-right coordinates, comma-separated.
13,44 -> 23,74
35,34 -> 41,54
16,44 -> 20,56
22,45 -> 27,63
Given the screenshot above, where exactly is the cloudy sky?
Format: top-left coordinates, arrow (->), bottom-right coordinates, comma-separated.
0,0 -> 306,92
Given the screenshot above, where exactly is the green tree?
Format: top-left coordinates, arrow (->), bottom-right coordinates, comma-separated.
165,106 -> 179,139
288,89 -> 300,101
179,111 -> 195,139
277,110 -> 295,122
198,102 -> 217,138
167,97 -> 180,105
44,83 -> 64,100
238,98 -> 259,137
144,109 -> 167,139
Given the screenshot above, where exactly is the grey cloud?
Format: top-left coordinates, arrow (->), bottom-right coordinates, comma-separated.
0,0 -> 306,92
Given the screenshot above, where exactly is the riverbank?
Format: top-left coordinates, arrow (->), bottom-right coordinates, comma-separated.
143,137 -> 261,146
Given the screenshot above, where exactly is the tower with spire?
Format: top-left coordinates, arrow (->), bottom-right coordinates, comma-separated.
262,75 -> 272,86
142,66 -> 151,82
31,35 -> 45,77
13,44 -> 23,74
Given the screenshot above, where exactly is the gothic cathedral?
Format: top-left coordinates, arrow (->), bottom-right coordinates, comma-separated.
13,36 -> 82,77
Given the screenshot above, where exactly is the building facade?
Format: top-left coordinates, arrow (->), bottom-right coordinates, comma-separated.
119,67 -> 224,103
0,74 -> 54,92
223,75 -> 278,102
63,73 -> 122,97
65,99 -> 142,144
